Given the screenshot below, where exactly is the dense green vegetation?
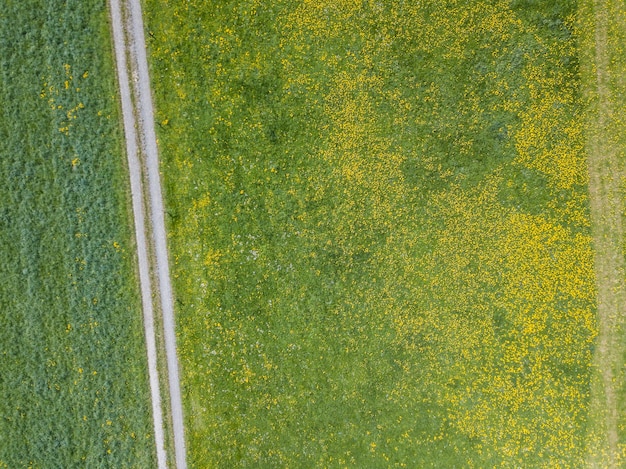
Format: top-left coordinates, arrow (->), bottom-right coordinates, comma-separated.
144,0 -> 603,466
0,1 -> 155,467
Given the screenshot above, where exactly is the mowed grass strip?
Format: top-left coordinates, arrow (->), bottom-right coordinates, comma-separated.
579,0 -> 626,464
145,1 -> 596,466
0,1 -> 155,467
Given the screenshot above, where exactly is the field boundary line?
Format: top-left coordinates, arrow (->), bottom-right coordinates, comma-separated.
123,0 -> 188,467
108,0 -> 167,467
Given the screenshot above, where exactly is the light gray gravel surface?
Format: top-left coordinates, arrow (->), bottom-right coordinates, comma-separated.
109,0 -> 187,467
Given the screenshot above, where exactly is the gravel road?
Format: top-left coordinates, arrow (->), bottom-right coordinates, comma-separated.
109,0 -> 187,467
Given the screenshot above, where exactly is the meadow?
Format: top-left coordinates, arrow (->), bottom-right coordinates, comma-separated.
0,1 -> 155,467
144,0 -> 603,466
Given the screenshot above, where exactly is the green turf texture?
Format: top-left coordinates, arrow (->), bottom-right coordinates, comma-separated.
144,0 -> 599,466
0,1 -> 155,467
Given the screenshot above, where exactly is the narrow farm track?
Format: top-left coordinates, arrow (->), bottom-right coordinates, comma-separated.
109,0 -> 187,468
109,0 -> 167,467
586,0 -> 626,466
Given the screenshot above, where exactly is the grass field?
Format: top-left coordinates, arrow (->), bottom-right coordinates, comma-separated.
0,1 -> 156,467
144,0 -> 604,466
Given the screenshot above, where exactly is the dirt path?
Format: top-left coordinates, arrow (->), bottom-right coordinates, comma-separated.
109,0 -> 187,467
586,0 -> 626,466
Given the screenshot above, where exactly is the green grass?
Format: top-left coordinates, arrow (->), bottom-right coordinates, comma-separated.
0,1 -> 155,467
578,0 -> 626,464
145,0 -> 598,466
603,0 -> 626,458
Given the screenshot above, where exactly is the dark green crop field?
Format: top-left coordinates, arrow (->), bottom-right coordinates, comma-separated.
0,1 -> 155,467
143,0 -> 616,467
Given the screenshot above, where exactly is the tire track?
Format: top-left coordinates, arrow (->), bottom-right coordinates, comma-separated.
586,0 -> 626,466
109,0 -> 187,467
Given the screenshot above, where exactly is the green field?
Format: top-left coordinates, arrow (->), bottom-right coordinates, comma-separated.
0,1 -> 155,467
143,0 -> 609,466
